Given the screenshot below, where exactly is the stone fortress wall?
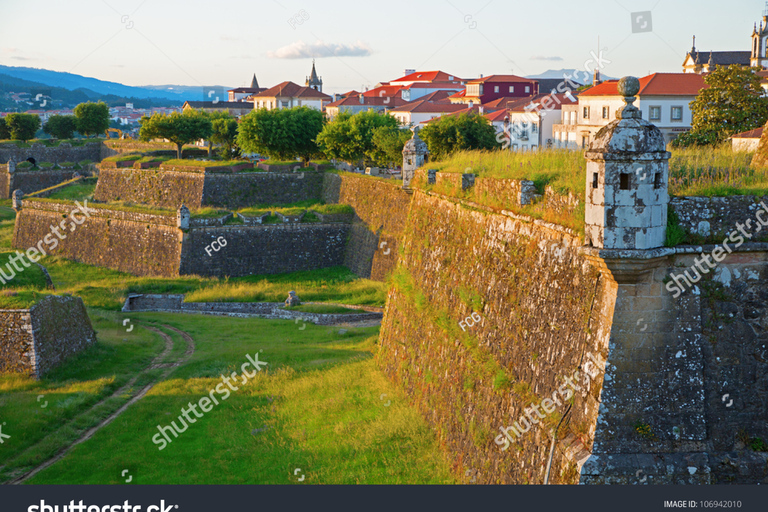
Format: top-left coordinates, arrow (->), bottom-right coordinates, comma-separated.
0,295 -> 96,378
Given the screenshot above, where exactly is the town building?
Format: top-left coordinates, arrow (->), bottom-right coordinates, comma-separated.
228,74 -> 264,102
552,73 -> 707,148
306,60 -> 323,92
250,81 -> 332,111
388,98 -> 467,127
683,8 -> 768,73
325,94 -> 408,118
732,126 -> 764,152
449,75 -> 538,106
502,92 -> 579,151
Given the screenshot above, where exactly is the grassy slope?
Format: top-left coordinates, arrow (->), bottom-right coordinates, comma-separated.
0,310 -> 165,481
21,313 -> 452,484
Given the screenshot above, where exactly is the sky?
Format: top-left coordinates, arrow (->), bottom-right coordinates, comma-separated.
0,0 -> 765,95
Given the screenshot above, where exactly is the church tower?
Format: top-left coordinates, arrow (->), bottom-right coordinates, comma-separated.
751,4 -> 768,68
306,60 -> 323,92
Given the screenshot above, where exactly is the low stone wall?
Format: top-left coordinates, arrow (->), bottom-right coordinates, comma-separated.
671,195 -> 768,241
0,142 -> 102,165
13,201 -> 182,277
178,223 -> 349,277
13,200 -> 351,278
0,162 -> 90,198
0,295 -> 96,378
122,294 -> 382,324
94,166 -> 324,209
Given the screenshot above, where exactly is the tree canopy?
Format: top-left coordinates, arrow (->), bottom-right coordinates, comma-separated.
0,118 -> 10,140
73,101 -> 110,137
208,111 -> 240,158
316,110 -> 400,165
237,106 -> 324,163
139,109 -> 213,159
370,125 -> 412,167
4,113 -> 41,142
44,115 -> 77,139
419,113 -> 501,160
672,65 -> 768,147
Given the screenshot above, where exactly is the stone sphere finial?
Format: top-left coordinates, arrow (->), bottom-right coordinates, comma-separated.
618,76 -> 640,105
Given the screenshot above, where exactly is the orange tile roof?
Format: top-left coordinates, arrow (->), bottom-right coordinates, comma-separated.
732,127 -> 764,139
390,70 -> 463,83
252,81 -> 331,100
389,100 -> 468,114
326,95 -> 408,108
363,85 -> 404,97
580,73 -> 708,97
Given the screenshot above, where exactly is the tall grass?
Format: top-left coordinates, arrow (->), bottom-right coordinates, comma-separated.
432,146 -> 767,199
431,149 -> 585,195
668,145 -> 764,196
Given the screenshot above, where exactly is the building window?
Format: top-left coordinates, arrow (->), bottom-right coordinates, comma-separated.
509,86 -> 514,93
671,106 -> 683,121
654,173 -> 662,189
649,106 -> 661,121
525,86 -> 530,93
530,145 -> 537,151
583,107 -> 590,119
592,173 -> 599,189
532,123 -> 538,133
581,136 -> 587,148
512,144 -> 518,151
620,173 -> 631,190
494,86 -> 499,93
602,106 -> 610,119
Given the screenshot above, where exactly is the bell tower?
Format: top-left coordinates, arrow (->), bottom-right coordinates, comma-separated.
751,3 -> 768,68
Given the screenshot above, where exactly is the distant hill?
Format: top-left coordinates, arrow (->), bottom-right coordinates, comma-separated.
0,65 -> 230,105
527,69 -> 617,85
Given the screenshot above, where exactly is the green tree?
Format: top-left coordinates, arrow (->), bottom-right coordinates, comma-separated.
5,113 -> 41,142
139,109 -> 213,159
43,115 -> 78,139
237,106 -> 325,164
0,118 -> 9,140
672,65 -> 768,147
74,101 -> 110,137
420,113 -> 501,160
370,125 -> 411,166
208,111 -> 240,158
316,110 -> 400,165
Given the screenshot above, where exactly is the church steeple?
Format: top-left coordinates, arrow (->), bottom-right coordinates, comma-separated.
250,74 -> 259,89
305,60 -> 323,92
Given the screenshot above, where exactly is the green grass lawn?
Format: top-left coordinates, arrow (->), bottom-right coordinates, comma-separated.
0,310 -> 166,482
8,313 -> 452,484
44,178 -> 97,201
286,304 -> 363,314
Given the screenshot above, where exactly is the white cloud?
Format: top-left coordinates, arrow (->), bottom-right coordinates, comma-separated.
530,55 -> 564,61
267,40 -> 372,59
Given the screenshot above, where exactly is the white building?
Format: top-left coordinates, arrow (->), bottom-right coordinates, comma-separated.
251,81 -> 332,111
553,73 -> 707,148
388,99 -> 466,127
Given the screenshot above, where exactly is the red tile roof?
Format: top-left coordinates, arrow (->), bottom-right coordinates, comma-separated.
389,100 -> 467,114
732,127 -> 764,139
326,95 -> 408,108
580,73 -> 708,97
483,109 -> 511,122
363,85 -> 404,98
390,70 -> 463,84
420,105 -> 503,124
506,92 -> 579,112
252,81 -> 331,100
416,91 -> 453,103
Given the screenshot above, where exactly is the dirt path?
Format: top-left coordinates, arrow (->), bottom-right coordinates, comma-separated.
6,323 -> 195,485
